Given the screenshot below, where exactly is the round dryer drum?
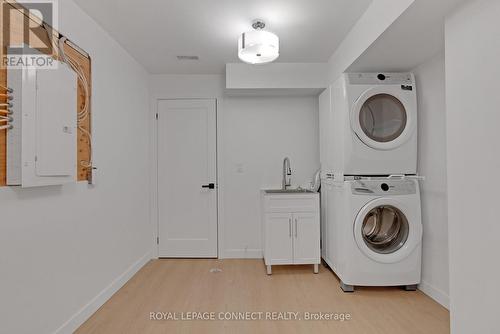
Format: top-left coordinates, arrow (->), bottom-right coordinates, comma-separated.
351,87 -> 416,151
354,198 -> 421,264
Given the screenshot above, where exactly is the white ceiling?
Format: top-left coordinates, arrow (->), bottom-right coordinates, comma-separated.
348,0 -> 468,72
73,0 -> 372,74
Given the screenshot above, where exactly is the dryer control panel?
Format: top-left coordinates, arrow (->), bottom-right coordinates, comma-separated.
346,72 -> 414,85
351,179 -> 417,196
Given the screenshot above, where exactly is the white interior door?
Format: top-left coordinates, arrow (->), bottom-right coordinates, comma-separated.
157,99 -> 217,258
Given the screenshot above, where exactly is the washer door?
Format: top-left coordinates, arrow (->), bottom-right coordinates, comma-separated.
354,198 -> 422,264
351,87 -> 415,151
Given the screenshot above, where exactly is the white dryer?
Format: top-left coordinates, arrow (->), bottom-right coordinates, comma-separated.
320,73 -> 418,178
321,178 -> 422,292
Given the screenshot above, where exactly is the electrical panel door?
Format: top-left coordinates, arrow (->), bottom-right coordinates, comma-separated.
35,65 -> 77,176
7,61 -> 77,187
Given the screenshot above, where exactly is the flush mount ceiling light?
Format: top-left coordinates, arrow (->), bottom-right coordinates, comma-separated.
238,20 -> 279,65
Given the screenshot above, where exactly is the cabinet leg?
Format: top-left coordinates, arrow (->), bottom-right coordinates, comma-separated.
266,265 -> 272,275
404,284 -> 417,291
314,264 -> 319,274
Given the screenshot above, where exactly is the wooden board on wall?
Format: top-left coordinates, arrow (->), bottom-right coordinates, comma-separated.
0,0 -> 92,185
0,47 -> 6,185
64,44 -> 92,182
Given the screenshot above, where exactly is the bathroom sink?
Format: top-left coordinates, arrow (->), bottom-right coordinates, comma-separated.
265,189 -> 315,194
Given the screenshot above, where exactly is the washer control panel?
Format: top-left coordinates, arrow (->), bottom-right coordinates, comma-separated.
351,179 -> 417,196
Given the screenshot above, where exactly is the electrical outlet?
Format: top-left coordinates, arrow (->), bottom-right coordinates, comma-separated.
236,163 -> 244,174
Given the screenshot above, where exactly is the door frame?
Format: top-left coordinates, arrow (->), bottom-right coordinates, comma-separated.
151,97 -> 223,259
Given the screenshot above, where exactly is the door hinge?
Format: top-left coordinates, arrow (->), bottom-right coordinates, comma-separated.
156,236 -> 159,245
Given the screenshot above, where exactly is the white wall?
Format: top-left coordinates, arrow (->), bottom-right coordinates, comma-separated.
327,0 -> 414,82
445,1 -> 500,333
149,75 -> 320,259
413,52 -> 449,308
149,74 -> 224,99
222,96 -> 320,258
226,63 -> 327,90
0,1 -> 152,333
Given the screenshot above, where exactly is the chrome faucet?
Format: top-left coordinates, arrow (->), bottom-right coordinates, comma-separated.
282,157 -> 292,190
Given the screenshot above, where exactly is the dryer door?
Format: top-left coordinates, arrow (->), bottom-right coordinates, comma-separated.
353,198 -> 422,264
351,87 -> 416,151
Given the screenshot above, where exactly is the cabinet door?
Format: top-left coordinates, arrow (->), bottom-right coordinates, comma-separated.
265,213 -> 293,264
293,212 -> 320,264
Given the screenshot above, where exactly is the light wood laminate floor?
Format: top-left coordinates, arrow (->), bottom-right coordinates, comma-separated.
76,259 -> 449,334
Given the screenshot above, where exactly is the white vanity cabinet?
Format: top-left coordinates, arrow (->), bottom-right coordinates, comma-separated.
261,191 -> 320,274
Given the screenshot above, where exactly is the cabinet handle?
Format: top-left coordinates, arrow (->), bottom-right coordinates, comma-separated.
289,218 -> 292,238
295,218 -> 298,238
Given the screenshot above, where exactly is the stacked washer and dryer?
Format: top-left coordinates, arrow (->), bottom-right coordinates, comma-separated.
319,73 -> 423,292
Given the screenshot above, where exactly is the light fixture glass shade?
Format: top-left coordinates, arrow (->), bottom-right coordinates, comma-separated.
238,30 -> 279,64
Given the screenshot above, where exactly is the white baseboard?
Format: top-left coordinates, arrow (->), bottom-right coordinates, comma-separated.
221,248 -> 263,259
418,280 -> 449,309
54,248 -> 154,334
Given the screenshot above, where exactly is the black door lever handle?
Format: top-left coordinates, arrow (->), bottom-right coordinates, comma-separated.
202,183 -> 215,189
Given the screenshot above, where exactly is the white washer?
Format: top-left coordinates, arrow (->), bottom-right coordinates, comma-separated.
321,73 -> 418,178
321,178 -> 422,292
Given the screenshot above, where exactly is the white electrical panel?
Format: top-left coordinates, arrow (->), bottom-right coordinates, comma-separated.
7,61 -> 78,187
